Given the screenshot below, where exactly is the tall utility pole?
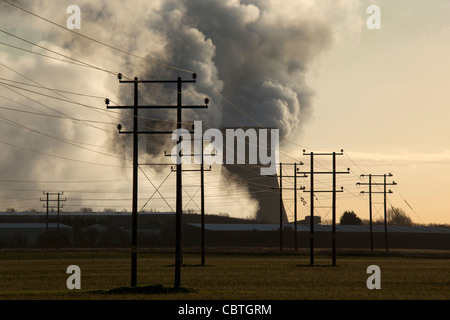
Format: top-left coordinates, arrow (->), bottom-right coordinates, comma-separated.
168,161 -> 211,265
200,138 -> 206,266
167,128 -> 213,266
271,162 -> 305,251
198,138 -> 213,266
279,162 -> 283,250
106,73 -> 208,287
40,191 -> 49,249
40,191 -> 66,250
302,150 -> 349,266
293,163 -> 307,251
358,173 -> 396,251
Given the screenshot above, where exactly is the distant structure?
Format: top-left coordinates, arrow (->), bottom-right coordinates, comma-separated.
297,215 -> 321,225
220,127 -> 288,224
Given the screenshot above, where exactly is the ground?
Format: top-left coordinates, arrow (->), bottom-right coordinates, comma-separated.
0,248 -> 449,300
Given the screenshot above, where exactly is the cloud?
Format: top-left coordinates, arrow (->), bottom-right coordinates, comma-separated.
346,150 -> 450,167
0,0 -> 360,214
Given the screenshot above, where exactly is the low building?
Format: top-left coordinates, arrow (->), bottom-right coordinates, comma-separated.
0,223 -> 73,248
183,223 -> 450,250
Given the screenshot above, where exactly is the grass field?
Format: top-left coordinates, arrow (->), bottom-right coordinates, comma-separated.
0,249 -> 449,300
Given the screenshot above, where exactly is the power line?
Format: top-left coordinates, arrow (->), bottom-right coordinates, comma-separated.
357,173 -> 397,251
0,29 -> 122,77
1,1 -> 307,165
0,62 -> 120,134
302,149 -> 350,266
0,77 -> 111,100
0,137 -> 127,168
1,0 -> 192,75
107,73 -> 208,288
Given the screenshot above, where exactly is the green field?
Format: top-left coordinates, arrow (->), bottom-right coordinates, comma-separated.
0,249 -> 449,300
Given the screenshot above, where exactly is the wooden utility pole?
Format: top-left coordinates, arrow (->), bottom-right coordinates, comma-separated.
302,150 -> 349,266
358,173 -> 396,251
107,73 -> 208,287
40,191 -> 66,250
271,162 -> 306,251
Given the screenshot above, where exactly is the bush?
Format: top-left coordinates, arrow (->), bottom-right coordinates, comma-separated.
339,210 -> 362,225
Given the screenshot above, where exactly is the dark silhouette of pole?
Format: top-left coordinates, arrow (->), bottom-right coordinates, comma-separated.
169,161 -> 210,265
40,191 -> 65,250
57,193 -> 60,250
131,77 -> 139,286
271,162 -> 305,251
200,138 -> 205,266
332,152 -> 336,266
170,136 -> 211,266
279,162 -> 283,251
294,163 -> 298,251
369,174 -> 373,251
358,173 -> 396,252
383,174 -> 388,251
107,73 -> 207,288
309,153 -> 314,265
45,192 -> 49,249
56,192 -> 66,250
174,77 -> 183,287
303,150 -> 348,265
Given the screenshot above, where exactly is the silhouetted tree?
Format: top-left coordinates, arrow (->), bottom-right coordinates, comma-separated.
387,207 -> 413,226
339,210 -> 362,225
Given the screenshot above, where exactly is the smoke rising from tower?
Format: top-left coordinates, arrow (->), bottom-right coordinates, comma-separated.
0,0 -> 360,215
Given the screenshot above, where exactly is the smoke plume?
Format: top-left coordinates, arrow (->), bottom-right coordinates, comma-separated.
0,0 -> 359,216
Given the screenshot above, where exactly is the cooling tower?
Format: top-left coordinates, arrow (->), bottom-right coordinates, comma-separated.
220,127 -> 288,224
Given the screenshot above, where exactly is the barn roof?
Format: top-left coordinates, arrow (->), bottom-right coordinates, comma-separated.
0,223 -> 72,229
187,223 -> 450,234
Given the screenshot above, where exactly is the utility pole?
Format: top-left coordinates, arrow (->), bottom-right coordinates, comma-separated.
279,162 -> 283,251
166,126 -> 213,266
302,150 -> 349,266
200,137 -> 205,266
40,191 -> 66,250
168,162 -> 211,265
271,162 -> 306,251
40,192 -> 49,250
106,73 -> 208,287
294,163 -> 297,251
358,173 -> 396,251
308,152 -> 314,265
195,132 -> 214,266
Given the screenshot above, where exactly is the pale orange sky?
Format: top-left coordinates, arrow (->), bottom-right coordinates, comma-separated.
0,1 -> 448,225
293,0 -> 450,224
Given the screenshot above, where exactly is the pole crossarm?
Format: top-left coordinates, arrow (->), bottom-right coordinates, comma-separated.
303,189 -> 344,193
357,173 -> 397,251
118,74 -> 196,84
107,105 -> 208,110
40,191 -> 65,250
303,149 -> 344,156
357,182 -> 397,186
273,187 -> 306,190
360,190 -> 393,194
301,149 -> 349,266
118,131 -> 175,135
301,170 -> 350,175
171,167 -> 211,172
107,72 -> 208,288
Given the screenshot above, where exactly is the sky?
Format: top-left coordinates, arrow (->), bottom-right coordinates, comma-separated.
0,0 -> 449,225
296,0 -> 450,225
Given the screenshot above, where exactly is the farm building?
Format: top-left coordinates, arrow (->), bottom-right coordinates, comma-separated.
0,223 -> 73,248
183,223 -> 450,250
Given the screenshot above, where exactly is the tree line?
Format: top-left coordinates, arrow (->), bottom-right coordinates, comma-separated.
339,207 -> 413,226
